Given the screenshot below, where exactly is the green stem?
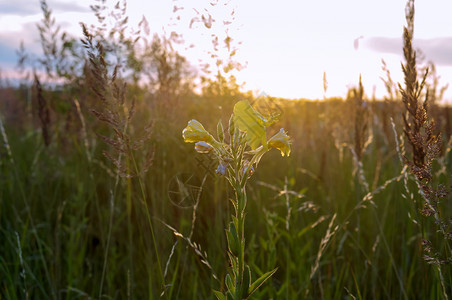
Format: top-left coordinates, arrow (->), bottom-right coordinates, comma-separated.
130,152 -> 167,299
233,178 -> 246,300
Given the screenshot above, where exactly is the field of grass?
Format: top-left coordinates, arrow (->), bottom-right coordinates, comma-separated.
1,0 -> 452,299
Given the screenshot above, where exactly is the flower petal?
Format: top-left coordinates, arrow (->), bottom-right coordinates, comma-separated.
233,101 -> 267,150
268,128 -> 291,157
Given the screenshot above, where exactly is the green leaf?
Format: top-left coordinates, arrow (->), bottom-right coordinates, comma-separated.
228,114 -> 235,145
229,197 -> 238,213
225,274 -> 235,295
241,265 -> 251,299
213,290 -> 226,300
226,231 -> 238,257
226,291 -> 235,300
217,120 -> 225,142
232,216 -> 239,231
233,127 -> 240,149
247,268 -> 278,298
226,222 -> 239,256
227,252 -> 238,278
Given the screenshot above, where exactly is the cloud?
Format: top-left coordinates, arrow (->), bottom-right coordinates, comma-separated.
50,1 -> 90,14
0,1 -> 91,67
365,37 -> 402,56
416,37 -> 452,66
366,36 -> 452,66
0,0 -> 89,17
0,21 -> 42,69
0,20 -> 40,47
0,3 -> 39,16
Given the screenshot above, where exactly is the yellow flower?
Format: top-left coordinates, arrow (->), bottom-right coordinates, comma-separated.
233,101 -> 277,150
268,128 -> 291,157
182,120 -> 214,144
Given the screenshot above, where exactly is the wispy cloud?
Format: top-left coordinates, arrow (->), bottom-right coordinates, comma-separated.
366,36 -> 452,66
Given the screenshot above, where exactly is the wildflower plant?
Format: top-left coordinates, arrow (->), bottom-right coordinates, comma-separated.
182,100 -> 291,299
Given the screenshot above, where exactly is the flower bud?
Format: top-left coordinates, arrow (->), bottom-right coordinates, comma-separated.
195,141 -> 213,153
182,119 -> 214,143
216,160 -> 230,176
241,160 -> 255,177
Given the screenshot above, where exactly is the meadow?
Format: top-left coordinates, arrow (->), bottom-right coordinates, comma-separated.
1,0 -> 452,299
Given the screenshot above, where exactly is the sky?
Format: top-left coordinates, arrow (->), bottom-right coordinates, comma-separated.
1,0 -> 452,101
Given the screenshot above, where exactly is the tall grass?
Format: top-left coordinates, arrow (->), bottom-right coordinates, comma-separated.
398,0 -> 451,298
